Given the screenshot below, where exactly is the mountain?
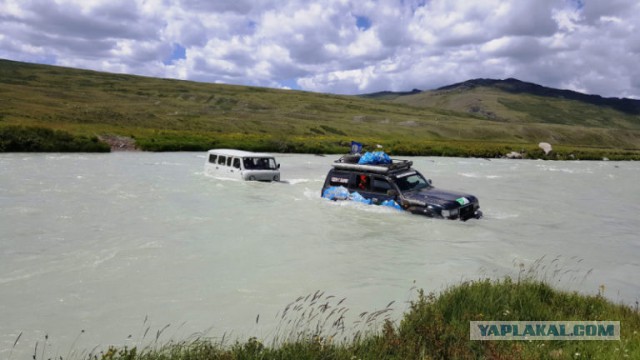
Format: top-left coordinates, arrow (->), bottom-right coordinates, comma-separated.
389,78 -> 640,129
359,88 -> 422,100
1,59 -> 640,158
437,78 -> 640,115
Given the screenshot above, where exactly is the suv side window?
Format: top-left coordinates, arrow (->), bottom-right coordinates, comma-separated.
355,174 -> 370,191
371,177 -> 392,193
209,154 -> 217,163
218,155 -> 226,165
233,158 -> 241,169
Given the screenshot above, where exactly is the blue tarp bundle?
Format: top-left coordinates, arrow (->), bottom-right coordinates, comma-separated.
323,186 -> 401,209
358,151 -> 392,165
381,199 -> 402,210
322,186 -> 349,200
322,187 -> 371,204
350,191 -> 372,205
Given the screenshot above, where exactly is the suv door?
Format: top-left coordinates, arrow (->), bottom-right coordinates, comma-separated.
369,176 -> 397,204
349,174 -> 395,205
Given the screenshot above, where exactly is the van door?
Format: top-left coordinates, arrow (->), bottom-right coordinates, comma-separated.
216,155 -> 234,178
232,157 -> 241,176
217,155 -> 227,175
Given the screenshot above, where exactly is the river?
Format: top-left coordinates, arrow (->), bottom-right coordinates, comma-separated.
1,153 -> 638,358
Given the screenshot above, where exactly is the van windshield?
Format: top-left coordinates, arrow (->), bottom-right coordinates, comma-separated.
243,157 -> 277,170
395,172 -> 430,192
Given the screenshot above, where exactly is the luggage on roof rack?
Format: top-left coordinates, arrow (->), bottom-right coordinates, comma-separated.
358,151 -> 392,165
332,156 -> 413,174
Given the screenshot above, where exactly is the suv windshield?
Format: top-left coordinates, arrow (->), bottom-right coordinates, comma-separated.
395,172 -> 430,192
243,157 -> 277,170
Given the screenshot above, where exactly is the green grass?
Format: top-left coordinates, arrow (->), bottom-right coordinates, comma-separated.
36,278 -> 639,360
2,59 -> 640,158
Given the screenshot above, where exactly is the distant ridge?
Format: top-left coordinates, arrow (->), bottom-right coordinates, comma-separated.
359,88 -> 422,100
436,78 -> 640,115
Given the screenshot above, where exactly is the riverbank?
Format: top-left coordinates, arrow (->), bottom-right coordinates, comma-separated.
2,125 -> 640,160
36,278 -> 640,360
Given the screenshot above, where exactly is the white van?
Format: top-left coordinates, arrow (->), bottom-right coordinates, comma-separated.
204,149 -> 280,181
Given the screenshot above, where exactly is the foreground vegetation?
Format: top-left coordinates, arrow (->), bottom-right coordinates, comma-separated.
28,278 -> 639,360
2,59 -> 640,159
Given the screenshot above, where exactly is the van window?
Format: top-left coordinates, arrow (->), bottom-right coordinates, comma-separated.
227,157 -> 233,166
243,157 -> 277,170
209,154 -> 217,163
218,155 -> 226,165
233,158 -> 241,169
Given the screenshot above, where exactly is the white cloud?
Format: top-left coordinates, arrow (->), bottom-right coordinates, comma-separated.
481,36 -> 545,61
0,0 -> 639,98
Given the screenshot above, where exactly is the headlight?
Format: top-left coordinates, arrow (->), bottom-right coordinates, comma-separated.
442,208 -> 458,218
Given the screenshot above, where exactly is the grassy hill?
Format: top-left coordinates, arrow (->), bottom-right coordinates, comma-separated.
2,59 -> 640,159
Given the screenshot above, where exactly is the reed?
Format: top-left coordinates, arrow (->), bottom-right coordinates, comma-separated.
8,331 -> 21,360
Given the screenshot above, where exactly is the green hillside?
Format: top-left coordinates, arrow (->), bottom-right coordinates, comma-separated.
2,59 -> 640,159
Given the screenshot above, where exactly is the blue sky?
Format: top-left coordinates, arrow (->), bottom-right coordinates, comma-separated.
1,0 -> 639,98
164,44 -> 186,65
356,16 -> 372,31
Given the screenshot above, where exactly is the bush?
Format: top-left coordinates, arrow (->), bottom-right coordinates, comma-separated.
0,126 -> 110,152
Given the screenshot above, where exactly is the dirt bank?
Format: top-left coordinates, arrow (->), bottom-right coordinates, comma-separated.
98,135 -> 138,151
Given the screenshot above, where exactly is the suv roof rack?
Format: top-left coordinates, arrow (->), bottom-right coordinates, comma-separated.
332,156 -> 413,174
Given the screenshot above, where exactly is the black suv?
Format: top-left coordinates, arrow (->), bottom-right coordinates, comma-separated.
321,155 -> 482,220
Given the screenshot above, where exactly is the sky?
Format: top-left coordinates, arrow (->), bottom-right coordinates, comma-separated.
1,0 -> 639,98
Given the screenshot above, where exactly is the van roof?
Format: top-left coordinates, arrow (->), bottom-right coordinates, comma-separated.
207,149 -> 275,158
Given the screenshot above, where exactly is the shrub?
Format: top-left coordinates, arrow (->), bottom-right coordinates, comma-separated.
0,126 -> 110,152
